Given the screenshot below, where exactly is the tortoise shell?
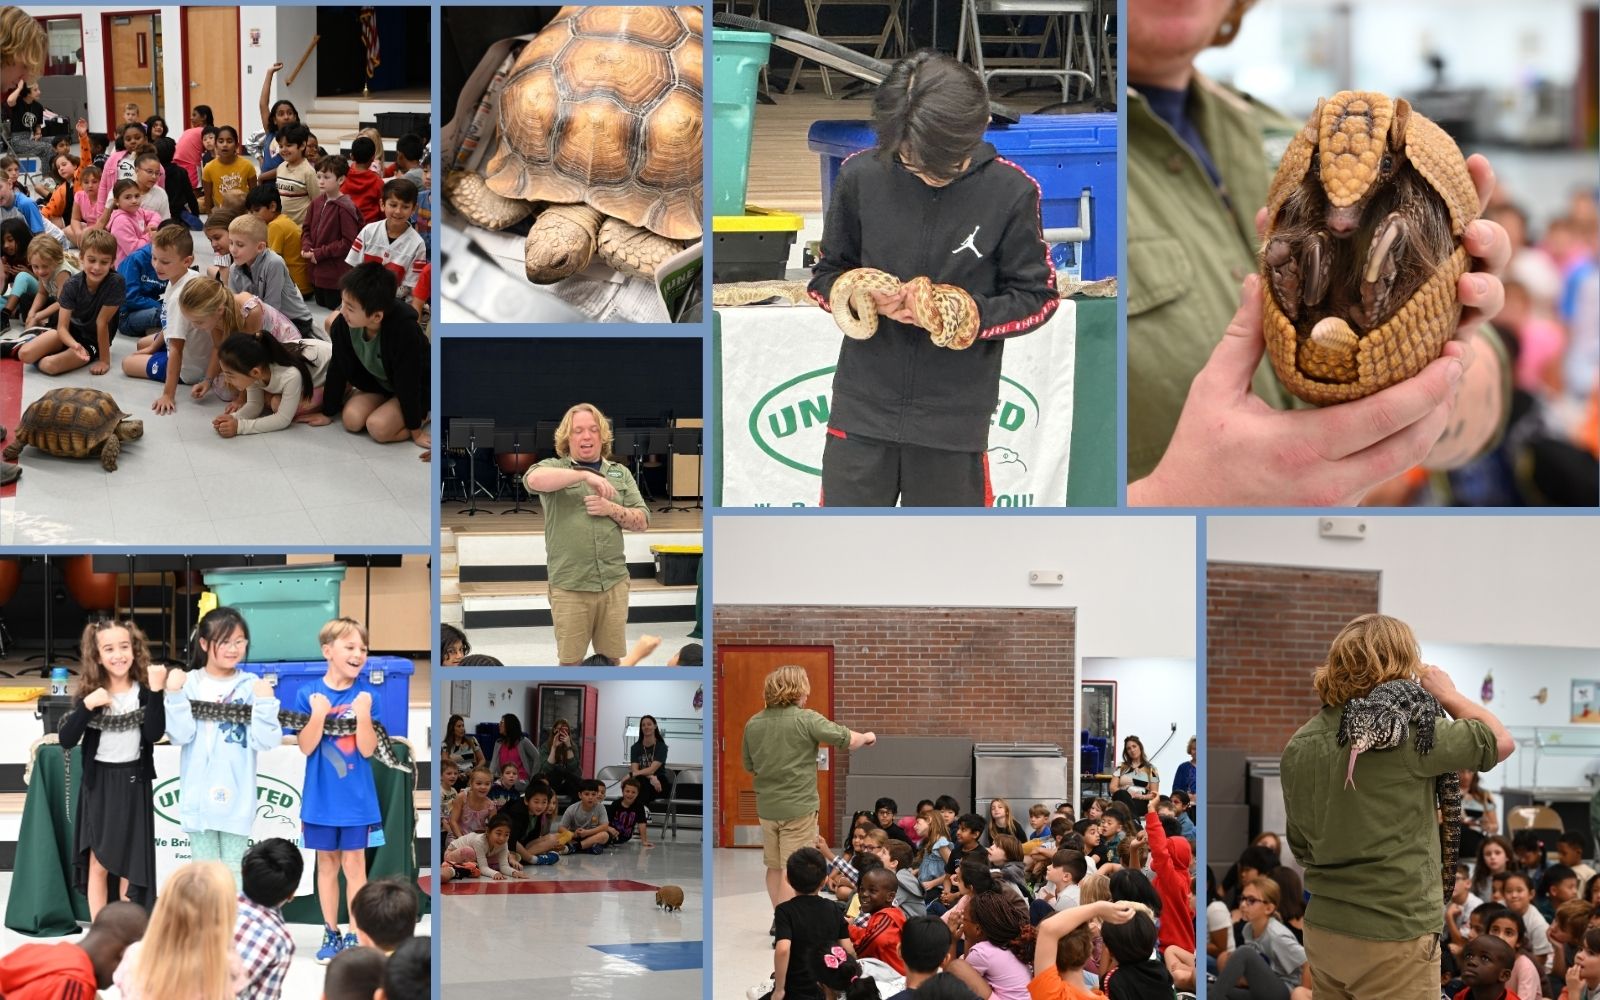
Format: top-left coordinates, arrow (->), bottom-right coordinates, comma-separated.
485,5 -> 704,241
14,388 -> 131,457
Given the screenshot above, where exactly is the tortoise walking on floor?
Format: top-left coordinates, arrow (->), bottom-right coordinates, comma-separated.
445,5 -> 704,284
2,388 -> 143,471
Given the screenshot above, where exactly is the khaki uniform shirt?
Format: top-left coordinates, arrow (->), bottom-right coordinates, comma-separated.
741,706 -> 851,822
1127,75 -> 1302,481
533,456 -> 648,592
1282,706 -> 1499,941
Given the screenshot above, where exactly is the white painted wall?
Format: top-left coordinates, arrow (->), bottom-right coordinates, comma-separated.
18,6 -> 317,135
1427,642 -> 1600,794
1207,516 -> 1600,649
239,6 -> 319,133
714,517 -> 1197,659
1082,657 -> 1197,786
461,680 -> 705,770
21,6 -> 186,129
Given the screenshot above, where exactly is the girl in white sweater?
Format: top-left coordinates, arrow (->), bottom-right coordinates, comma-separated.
211,330 -> 331,436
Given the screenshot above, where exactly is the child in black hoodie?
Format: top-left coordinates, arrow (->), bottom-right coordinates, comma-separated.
318,261 -> 431,455
808,51 -> 1058,507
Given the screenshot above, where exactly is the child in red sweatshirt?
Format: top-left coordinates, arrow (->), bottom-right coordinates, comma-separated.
849,867 -> 908,975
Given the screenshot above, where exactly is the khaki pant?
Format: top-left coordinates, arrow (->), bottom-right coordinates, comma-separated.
1304,924 -> 1439,1000
760,812 -> 818,871
549,580 -> 630,664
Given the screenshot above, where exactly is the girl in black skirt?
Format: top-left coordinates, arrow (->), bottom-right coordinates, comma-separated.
57,619 -> 166,916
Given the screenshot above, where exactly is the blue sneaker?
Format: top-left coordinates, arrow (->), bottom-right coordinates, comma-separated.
586,843 -> 606,855
315,926 -> 344,964
343,932 -> 359,952
533,852 -> 560,866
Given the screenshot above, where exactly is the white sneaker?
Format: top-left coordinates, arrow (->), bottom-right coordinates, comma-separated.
746,977 -> 774,1000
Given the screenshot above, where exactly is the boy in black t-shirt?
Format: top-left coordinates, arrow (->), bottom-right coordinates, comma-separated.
606,777 -> 653,848
772,847 -> 854,1000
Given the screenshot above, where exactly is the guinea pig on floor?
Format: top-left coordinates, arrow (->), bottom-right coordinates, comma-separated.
655,885 -> 685,911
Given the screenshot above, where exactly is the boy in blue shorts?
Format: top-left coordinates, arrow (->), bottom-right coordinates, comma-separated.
295,616 -> 381,964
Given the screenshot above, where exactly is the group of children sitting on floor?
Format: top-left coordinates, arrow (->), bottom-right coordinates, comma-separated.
438,762 -> 656,882
0,106 -> 430,451
0,841 -> 428,1000
1206,827 -> 1600,1000
764,792 -> 1201,1000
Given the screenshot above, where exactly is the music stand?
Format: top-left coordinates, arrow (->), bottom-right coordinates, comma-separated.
664,427 -> 703,512
642,427 -> 671,506
610,429 -> 640,487
448,418 -> 496,516
495,429 -> 534,515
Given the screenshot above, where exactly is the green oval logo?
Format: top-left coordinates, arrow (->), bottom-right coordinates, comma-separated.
153,773 -> 301,825
748,366 -> 836,477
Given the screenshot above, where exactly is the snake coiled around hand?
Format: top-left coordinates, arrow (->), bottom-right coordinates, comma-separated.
830,268 -> 981,349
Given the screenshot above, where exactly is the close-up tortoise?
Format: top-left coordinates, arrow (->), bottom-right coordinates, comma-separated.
2,387 -> 143,472
446,5 -> 704,285
1260,90 -> 1480,405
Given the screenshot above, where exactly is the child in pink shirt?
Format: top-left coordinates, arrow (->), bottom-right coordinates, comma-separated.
107,180 -> 161,264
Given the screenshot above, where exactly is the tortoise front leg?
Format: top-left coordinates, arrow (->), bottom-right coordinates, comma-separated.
597,219 -> 684,282
99,436 -> 120,472
2,439 -> 21,462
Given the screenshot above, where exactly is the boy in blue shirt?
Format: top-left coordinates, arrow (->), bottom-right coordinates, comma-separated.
295,617 -> 381,964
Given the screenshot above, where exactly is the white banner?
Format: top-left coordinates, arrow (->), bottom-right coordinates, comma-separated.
150,743 -> 316,896
719,302 -> 1076,507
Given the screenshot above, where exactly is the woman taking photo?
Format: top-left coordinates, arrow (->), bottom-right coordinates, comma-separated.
536,717 -> 582,797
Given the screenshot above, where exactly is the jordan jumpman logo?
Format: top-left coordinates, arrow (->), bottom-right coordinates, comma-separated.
952,225 -> 983,259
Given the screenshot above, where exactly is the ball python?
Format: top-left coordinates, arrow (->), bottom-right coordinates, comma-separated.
1335,678 -> 1461,908
829,268 -> 981,350
83,701 -> 413,773
1261,90 -> 1480,405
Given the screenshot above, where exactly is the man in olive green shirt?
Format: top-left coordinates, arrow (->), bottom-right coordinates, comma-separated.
741,665 -> 875,910
1125,0 -> 1511,506
523,403 -> 649,664
1281,615 -> 1513,999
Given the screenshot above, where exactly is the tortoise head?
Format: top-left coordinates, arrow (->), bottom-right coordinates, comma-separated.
1316,91 -> 1411,237
117,419 -> 144,441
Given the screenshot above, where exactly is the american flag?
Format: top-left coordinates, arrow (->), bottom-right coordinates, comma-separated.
360,7 -> 380,79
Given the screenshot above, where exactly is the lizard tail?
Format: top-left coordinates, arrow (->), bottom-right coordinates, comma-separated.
1345,746 -> 1360,790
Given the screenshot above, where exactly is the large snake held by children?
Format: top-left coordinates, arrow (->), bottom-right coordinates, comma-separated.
82,703 -> 413,772
1335,678 -> 1462,908
829,268 -> 981,349
1261,90 -> 1480,405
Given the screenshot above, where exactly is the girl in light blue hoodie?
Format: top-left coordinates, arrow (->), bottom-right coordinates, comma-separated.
163,606 -> 283,888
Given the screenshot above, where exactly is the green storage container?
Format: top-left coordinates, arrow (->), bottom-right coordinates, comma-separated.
202,563 -> 348,663
712,28 -> 773,218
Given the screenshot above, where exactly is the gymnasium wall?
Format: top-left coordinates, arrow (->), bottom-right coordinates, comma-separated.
1207,516 -> 1600,650
713,605 -> 1076,828
1205,562 -> 1381,755
713,516 -> 1195,659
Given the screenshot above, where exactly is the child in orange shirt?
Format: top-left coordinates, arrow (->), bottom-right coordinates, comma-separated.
1031,900 -> 1140,1000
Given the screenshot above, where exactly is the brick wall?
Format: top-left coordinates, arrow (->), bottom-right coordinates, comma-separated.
1207,562 -> 1381,755
714,605 -> 1076,828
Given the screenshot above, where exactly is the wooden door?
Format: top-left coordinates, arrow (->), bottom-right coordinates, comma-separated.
183,7 -> 239,130
106,13 -> 161,122
715,645 -> 834,848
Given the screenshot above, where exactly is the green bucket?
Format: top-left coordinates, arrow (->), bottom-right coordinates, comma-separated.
711,28 -> 774,218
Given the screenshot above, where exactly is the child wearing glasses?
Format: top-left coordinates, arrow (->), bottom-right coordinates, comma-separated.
1216,876 -> 1306,1000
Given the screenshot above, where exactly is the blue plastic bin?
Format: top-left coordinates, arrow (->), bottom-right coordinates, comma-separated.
203,563 -> 347,662
249,656 -> 415,737
807,114 -> 1118,280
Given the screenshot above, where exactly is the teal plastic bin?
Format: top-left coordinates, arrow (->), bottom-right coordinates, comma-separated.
712,28 -> 773,217
202,563 -> 348,663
